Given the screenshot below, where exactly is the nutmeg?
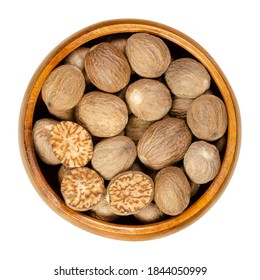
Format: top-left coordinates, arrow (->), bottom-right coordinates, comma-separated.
125,32 -> 171,78
137,118 -> 192,170
85,42 -> 131,93
32,118 -> 60,165
107,171 -> 154,216
184,141 -> 221,184
64,46 -> 90,71
165,58 -> 211,98
75,91 -> 128,137
50,121 -> 93,168
126,115 -> 154,143
42,64 -> 85,111
134,203 -> 164,224
187,94 -> 228,141
61,167 -> 105,211
154,166 -> 191,216
170,97 -> 194,119
64,46 -> 92,86
125,78 -> 172,121
91,135 -> 137,180
89,195 -> 118,222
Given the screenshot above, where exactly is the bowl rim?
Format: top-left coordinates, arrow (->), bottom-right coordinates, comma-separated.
19,18 -> 241,241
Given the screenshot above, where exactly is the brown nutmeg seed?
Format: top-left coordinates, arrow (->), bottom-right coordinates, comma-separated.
184,141 -> 221,184
42,65 -> 85,111
187,94 -> 228,141
89,195 -> 119,222
85,42 -> 131,93
154,166 -> 191,216
170,97 -> 194,119
134,203 -> 164,224
126,115 -> 154,143
32,118 -> 60,165
125,78 -> 172,121
75,91 -> 128,137
126,32 -> 171,78
91,135 -> 137,180
165,58 -> 211,98
137,118 -> 192,170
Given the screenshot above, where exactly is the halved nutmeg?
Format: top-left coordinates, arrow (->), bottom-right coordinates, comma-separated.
50,121 -> 93,167
107,171 -> 154,216
61,167 -> 105,211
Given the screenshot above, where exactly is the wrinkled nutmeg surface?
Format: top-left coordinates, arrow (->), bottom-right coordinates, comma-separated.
32,118 -> 60,165
126,115 -> 154,143
85,42 -> 131,93
126,33 -> 171,78
125,78 -> 172,121
154,166 -> 191,216
137,118 -> 192,170
75,91 -> 128,137
187,94 -> 228,141
42,65 -> 85,111
184,141 -> 221,184
165,58 -> 211,98
91,135 -> 137,180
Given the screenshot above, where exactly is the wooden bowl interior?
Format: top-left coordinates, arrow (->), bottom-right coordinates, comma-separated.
19,19 -> 241,240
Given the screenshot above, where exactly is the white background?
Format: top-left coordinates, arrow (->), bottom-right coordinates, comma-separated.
1,0 -> 259,279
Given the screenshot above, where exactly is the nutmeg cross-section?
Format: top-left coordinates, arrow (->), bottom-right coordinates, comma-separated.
107,171 -> 154,216
61,167 -> 105,211
50,121 -> 93,167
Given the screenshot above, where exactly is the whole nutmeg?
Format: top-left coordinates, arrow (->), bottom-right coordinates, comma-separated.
126,115 -> 154,143
32,118 -> 60,165
64,46 -> 90,71
89,195 -> 118,222
170,97 -> 194,119
134,203 -> 164,224
125,78 -> 172,121
91,135 -> 137,180
64,46 -> 92,86
137,118 -> 192,170
165,58 -> 211,98
61,167 -> 105,211
107,171 -> 154,216
184,141 -> 221,184
106,34 -> 128,54
125,33 -> 171,78
187,94 -> 228,141
154,166 -> 191,216
75,91 -> 128,137
42,65 -> 85,111
85,42 -> 131,93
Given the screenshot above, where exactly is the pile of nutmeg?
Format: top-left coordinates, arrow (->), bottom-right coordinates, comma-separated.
33,32 -> 228,224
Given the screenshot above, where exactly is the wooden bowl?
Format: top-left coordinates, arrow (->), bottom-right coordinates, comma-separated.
19,19 -> 241,241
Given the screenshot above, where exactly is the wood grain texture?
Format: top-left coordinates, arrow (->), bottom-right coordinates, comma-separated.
19,19 -> 241,241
